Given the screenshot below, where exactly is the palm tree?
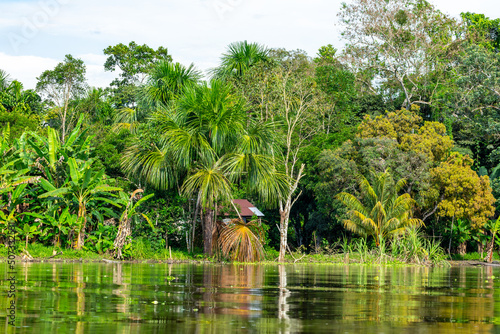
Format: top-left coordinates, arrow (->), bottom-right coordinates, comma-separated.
75,87 -> 114,125
114,61 -> 201,134
0,69 -> 11,91
122,79 -> 286,255
141,61 -> 201,107
181,161 -> 233,254
210,41 -> 269,80
336,170 -> 423,248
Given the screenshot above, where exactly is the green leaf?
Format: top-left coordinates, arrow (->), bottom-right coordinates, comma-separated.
131,193 -> 155,212
94,197 -> 122,208
39,187 -> 70,199
26,138 -> 45,159
91,185 -> 122,194
65,115 -> 84,147
82,168 -> 92,190
68,157 -> 80,184
39,178 -> 57,192
11,182 -> 27,197
141,213 -> 156,233
47,127 -> 59,169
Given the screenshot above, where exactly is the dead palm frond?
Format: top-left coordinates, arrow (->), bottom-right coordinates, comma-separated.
219,218 -> 265,262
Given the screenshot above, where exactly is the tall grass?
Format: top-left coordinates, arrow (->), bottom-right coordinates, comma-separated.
334,228 -> 448,266
390,228 -> 448,266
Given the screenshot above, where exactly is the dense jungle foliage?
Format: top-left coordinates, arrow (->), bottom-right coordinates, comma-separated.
2,0 -> 500,263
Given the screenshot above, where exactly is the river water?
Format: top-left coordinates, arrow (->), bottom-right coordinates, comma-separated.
1,262 -> 499,333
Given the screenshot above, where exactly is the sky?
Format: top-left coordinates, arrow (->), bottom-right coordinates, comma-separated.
0,0 -> 498,90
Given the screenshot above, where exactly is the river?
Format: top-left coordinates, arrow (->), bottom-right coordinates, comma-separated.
1,262 -> 499,333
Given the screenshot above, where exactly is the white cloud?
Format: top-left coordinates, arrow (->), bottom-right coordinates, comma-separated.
0,52 -> 116,89
0,53 -> 58,89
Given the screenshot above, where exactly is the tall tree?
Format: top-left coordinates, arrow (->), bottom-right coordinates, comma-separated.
36,54 -> 87,143
104,41 -> 172,86
429,153 -> 496,253
233,48 -> 325,261
140,60 -> 201,108
338,0 -> 460,108
461,12 -> 500,51
104,41 -> 172,108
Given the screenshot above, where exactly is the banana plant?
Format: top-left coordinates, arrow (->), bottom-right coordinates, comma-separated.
27,207 -> 76,248
0,125 -> 39,203
39,157 -> 121,249
26,115 -> 93,187
113,189 -> 154,259
486,217 -> 500,263
0,182 -> 37,245
85,222 -> 116,255
16,222 -> 41,249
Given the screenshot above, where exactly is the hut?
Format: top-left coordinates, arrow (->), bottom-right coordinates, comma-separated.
226,199 -> 264,223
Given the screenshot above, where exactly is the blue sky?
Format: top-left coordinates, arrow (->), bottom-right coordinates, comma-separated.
0,0 -> 498,89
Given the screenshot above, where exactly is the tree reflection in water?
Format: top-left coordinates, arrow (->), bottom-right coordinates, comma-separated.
1,263 -> 499,333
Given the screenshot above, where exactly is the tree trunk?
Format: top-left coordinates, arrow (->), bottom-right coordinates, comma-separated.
278,164 -> 305,263
75,204 -> 86,250
278,208 -> 289,262
203,208 -> 215,256
55,231 -> 60,248
190,196 -> 201,253
114,218 -> 131,259
76,217 -> 86,250
486,235 -> 496,263
448,215 -> 455,255
458,241 -> 467,256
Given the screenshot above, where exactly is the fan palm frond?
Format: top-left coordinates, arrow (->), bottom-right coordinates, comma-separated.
219,218 -> 265,262
210,41 -> 269,80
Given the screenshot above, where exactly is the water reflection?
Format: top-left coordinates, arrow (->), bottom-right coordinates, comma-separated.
1,262 -> 500,333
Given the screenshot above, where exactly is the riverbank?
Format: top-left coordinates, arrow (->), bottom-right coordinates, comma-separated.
3,243 -> 498,267
3,256 -> 499,268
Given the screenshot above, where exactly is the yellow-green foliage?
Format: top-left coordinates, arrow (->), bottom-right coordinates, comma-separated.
357,106 -> 422,143
358,105 -> 453,163
400,121 -> 453,162
430,153 -> 495,229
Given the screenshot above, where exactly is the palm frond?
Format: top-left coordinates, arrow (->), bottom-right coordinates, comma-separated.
219,219 -> 265,262
181,161 -> 232,209
210,41 -> 269,80
338,169 -> 422,245
121,144 -> 178,189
